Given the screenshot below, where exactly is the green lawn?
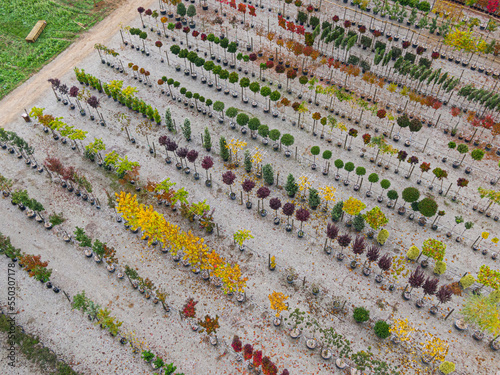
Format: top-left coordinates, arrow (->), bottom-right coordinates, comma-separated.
0,0 -> 111,100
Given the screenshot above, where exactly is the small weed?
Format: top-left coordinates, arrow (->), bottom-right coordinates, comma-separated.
49,212 -> 65,226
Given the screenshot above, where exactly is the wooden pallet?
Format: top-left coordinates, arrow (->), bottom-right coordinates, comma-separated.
25,20 -> 47,43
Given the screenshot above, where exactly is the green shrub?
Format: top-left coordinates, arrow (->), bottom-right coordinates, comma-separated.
417,1 -> 431,12
438,361 -> 455,375
374,320 -> 391,339
49,212 -> 65,226
404,52 -> 416,63
219,136 -> 229,161
406,246 -> 420,260
269,129 -> 281,142
331,201 -> 344,221
244,150 -> 252,173
359,60 -> 371,72
433,260 -> 447,275
353,214 -> 365,232
347,55 -> 360,66
262,164 -> 274,185
489,290 -> 500,304
353,307 -> 370,323
377,229 -> 389,245
285,174 -> 298,197
459,274 -> 475,289
142,350 -> 155,362
308,188 -> 321,209
387,190 -> 398,201
402,187 -> 420,204
418,198 -> 438,217
361,35 -> 372,48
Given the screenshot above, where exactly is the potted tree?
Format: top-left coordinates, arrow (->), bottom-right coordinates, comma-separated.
198,314 -> 220,345
296,207 -> 310,238
363,245 -> 380,276
234,229 -> 253,251
366,173 -> 379,197
376,254 -> 392,283
336,234 -> 352,261
403,267 -> 425,300
269,291 -> 289,326
222,171 -> 237,199
417,198 -> 438,226
282,202 -> 295,232
257,186 -> 270,216
285,308 -> 307,339
285,173 -> 299,198
324,223 -> 339,255
416,276 -> 439,308
310,146 -> 320,169
353,307 -> 370,323
350,236 -> 366,269
399,187 -> 420,215
430,285 -> 452,315
308,188 -> 321,210
364,206 -> 388,238
241,179 -> 256,209
201,156 -> 213,187
460,294 -> 499,346
269,197 -> 282,225
354,167 -> 366,191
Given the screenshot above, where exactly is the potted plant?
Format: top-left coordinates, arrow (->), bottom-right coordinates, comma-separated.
233,229 -> 253,251
257,186 -> 270,216
374,320 -> 391,339
241,179 -> 256,209
198,314 -> 220,345
285,308 -> 306,338
353,307 -> 370,323
430,285 -> 452,315
403,267 -> 425,300
141,350 -> 154,363
222,170 -> 237,199
268,291 -> 289,326
269,198 -> 282,225
336,234 -> 352,261
416,276 -> 439,308
399,187 -> 420,215
350,235 -> 366,268
376,254 -> 392,283
285,266 -> 298,285
438,361 -> 455,375
152,357 -> 165,370
295,207 -> 310,238
201,156 -> 213,187
363,245 -> 380,276
282,202 -> 295,232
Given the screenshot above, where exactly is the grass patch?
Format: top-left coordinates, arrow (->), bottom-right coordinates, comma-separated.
0,0 -> 112,100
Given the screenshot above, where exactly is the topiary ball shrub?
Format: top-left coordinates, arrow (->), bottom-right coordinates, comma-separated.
459,274 -> 475,289
353,307 -> 370,323
377,229 -> 389,245
406,246 -> 420,260
438,361 -> 455,375
433,260 -> 447,275
418,197 -> 438,218
402,187 -> 420,204
374,320 -> 391,339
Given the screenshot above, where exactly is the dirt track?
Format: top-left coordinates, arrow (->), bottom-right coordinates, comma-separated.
0,0 -> 139,127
